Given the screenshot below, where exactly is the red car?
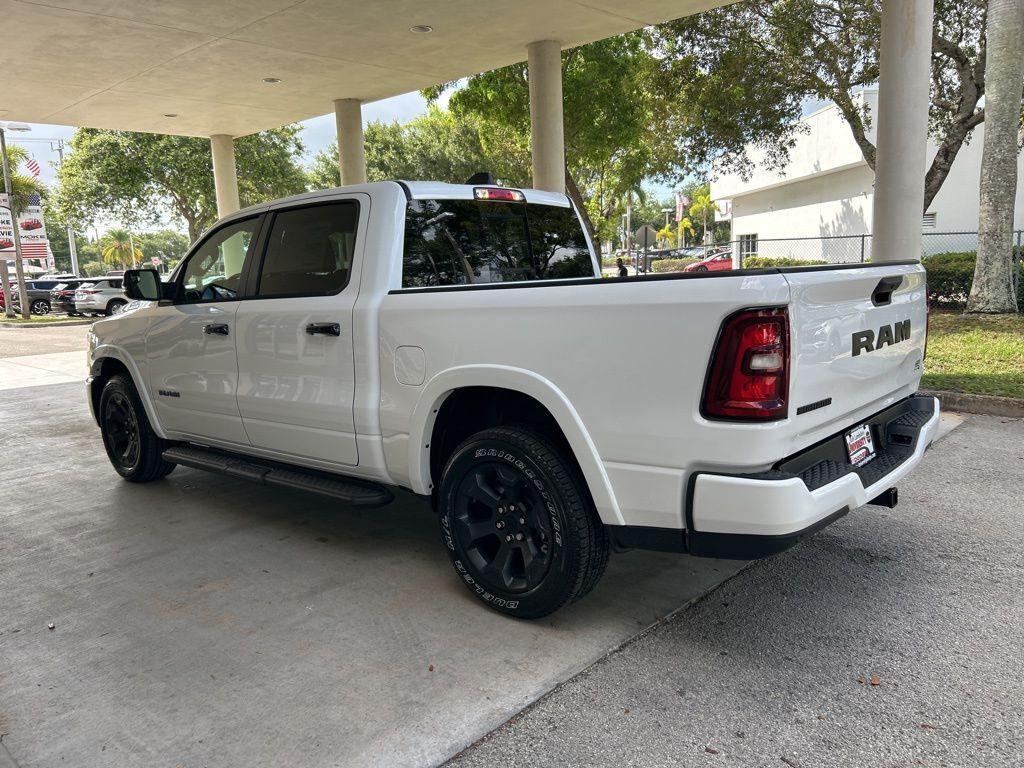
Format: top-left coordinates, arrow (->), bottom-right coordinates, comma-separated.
0,239 -> 13,250
20,219 -> 43,231
683,249 -> 734,272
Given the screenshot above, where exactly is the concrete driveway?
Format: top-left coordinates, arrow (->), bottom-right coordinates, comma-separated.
0,378 -> 744,768
449,413 -> 1023,767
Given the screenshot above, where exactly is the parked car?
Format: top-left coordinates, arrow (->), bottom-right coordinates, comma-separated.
88,180 -> 938,619
683,249 -> 734,272
14,279 -> 66,315
74,277 -> 128,316
51,279 -> 92,315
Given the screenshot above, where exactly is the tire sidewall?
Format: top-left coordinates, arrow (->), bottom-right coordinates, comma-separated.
439,432 -> 579,616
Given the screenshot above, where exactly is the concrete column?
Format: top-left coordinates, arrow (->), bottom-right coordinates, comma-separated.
334,98 -> 366,186
527,40 -> 566,194
870,0 -> 934,262
210,134 -> 240,219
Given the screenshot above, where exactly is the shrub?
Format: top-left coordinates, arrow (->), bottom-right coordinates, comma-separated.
651,257 -> 698,273
742,256 -> 828,269
922,251 -> 1024,307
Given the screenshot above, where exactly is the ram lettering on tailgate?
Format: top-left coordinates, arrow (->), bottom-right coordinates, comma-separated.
852,320 -> 911,357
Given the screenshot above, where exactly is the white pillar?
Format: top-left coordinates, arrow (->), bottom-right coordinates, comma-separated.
334,98 -> 366,186
527,40 -> 566,194
870,0 -> 934,262
210,134 -> 240,219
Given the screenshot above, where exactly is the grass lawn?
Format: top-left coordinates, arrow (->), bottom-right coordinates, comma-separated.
922,310 -> 1024,399
0,314 -> 90,325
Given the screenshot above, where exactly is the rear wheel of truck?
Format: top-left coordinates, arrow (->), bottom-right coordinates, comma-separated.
437,426 -> 609,618
99,373 -> 176,482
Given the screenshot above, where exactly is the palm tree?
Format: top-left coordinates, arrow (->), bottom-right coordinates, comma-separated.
967,0 -> 1024,314
688,187 -> 716,247
100,229 -> 143,269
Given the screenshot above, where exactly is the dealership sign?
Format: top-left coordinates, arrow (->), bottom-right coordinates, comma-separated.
0,192 -> 51,267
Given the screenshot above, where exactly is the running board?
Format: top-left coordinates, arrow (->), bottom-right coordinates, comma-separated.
162,445 -> 394,508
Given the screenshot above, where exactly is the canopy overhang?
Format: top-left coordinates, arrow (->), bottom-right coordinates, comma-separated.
3,0 -> 728,137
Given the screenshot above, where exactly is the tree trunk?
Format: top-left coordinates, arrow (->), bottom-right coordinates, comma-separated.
967,0 -> 1024,314
564,168 -> 600,261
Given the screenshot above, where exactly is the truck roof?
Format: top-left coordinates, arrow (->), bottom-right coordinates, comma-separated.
223,180 -> 571,227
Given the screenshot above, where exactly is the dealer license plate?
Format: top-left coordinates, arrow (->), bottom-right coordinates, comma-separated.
845,424 -> 876,467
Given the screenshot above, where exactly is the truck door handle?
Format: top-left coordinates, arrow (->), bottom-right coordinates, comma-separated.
203,323 -> 230,336
305,322 -> 341,337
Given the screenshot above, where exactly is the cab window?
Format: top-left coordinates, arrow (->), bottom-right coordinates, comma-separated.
255,202 -> 358,298
179,218 -> 258,303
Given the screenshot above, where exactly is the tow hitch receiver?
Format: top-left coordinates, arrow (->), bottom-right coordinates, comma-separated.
868,487 -> 898,508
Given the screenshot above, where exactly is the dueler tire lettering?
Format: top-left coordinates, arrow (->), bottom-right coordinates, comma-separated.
437,426 -> 609,619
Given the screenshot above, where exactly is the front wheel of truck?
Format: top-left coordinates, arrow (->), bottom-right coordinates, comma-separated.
99,374 -> 176,482
437,426 -> 609,618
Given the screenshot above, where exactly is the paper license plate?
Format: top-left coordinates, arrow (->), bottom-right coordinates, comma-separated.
845,423 -> 876,467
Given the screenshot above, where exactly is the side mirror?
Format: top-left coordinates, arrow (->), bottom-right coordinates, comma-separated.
123,269 -> 162,301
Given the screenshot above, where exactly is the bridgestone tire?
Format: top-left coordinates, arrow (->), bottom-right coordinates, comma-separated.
99,374 -> 176,482
438,427 -> 609,618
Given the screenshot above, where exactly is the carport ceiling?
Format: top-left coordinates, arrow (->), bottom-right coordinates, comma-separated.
2,0 -> 729,137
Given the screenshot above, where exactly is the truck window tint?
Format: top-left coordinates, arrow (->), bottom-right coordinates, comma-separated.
181,219 -> 257,303
402,199 -> 593,288
257,202 -> 358,297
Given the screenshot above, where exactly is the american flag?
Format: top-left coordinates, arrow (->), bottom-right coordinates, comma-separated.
18,193 -> 49,261
24,157 -> 41,177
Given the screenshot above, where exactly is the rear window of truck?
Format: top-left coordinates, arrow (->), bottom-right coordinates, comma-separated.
401,199 -> 594,288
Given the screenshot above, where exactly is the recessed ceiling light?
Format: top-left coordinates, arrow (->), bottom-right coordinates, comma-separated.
163,113 -> 178,118
410,25 -> 432,33
262,77 -> 282,84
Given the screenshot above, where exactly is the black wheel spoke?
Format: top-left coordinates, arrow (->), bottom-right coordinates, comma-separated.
463,471 -> 500,506
450,458 -> 554,595
454,515 -> 494,545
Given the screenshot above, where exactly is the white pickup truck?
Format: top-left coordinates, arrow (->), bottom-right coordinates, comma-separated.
87,180 -> 940,618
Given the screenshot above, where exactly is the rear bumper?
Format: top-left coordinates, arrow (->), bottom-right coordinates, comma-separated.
607,395 -> 940,558
687,395 -> 940,558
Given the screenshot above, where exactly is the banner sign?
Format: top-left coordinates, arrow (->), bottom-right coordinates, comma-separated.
0,192 -> 50,264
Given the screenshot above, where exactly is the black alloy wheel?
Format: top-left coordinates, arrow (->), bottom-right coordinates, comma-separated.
102,390 -> 140,471
99,374 -> 176,482
451,461 -> 553,593
30,299 -> 51,315
438,427 -> 609,618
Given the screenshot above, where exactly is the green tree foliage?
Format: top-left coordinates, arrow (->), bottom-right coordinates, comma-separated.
650,0 -> 989,212
53,127 -> 308,242
309,107 -> 529,190
134,230 -> 191,268
99,229 -> 143,269
423,33 -> 662,248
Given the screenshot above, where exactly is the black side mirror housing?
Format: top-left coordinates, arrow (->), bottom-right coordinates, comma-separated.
123,269 -> 163,301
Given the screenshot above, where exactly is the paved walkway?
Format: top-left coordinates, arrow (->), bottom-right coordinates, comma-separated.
449,414 -> 1023,768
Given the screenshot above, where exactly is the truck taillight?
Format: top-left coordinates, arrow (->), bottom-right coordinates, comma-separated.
703,307 -> 789,421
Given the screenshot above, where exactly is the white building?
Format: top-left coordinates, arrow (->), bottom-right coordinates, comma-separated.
712,90 -> 1024,263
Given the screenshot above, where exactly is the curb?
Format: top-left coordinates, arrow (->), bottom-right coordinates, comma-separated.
0,319 -> 93,328
921,390 -> 1024,418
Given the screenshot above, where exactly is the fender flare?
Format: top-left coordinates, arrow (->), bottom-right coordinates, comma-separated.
90,345 -> 168,439
406,365 -> 625,525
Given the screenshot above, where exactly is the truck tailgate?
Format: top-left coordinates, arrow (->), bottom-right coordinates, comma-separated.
782,263 -> 927,437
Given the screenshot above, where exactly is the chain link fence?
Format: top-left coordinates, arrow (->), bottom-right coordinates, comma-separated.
726,230 -> 1023,267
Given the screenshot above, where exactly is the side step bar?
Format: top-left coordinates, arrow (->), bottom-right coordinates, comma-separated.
162,445 -> 394,508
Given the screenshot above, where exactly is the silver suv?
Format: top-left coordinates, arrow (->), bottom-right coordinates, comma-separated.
74,277 -> 128,316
